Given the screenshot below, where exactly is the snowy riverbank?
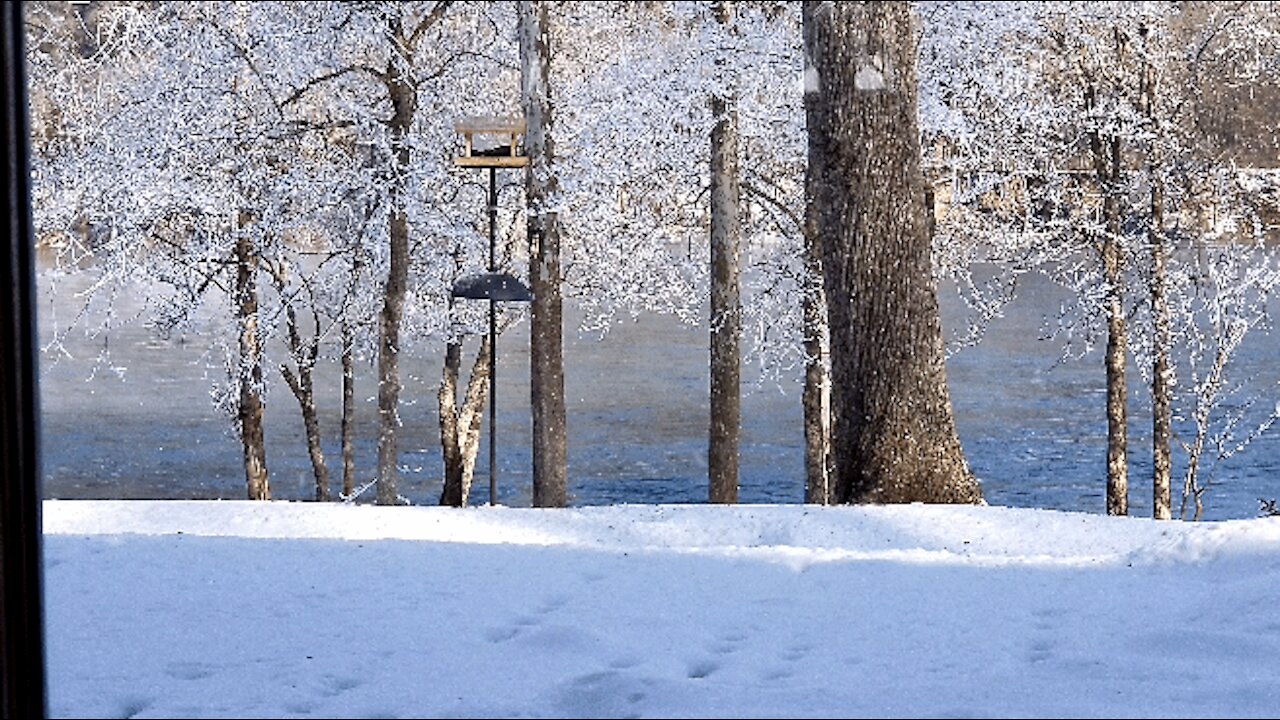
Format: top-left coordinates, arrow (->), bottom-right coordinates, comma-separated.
43,500 -> 1280,718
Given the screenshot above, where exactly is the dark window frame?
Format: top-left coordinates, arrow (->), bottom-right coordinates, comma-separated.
0,2 -> 48,717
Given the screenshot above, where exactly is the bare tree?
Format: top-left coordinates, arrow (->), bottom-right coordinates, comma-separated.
804,0 -> 982,504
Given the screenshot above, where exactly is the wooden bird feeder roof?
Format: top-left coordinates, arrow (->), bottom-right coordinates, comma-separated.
454,115 -> 528,168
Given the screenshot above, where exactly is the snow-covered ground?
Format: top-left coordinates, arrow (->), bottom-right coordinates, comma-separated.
43,500 -> 1280,718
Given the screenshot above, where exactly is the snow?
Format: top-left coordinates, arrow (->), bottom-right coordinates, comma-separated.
43,500 -> 1280,718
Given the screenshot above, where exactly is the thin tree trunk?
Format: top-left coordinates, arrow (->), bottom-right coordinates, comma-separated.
235,214 -> 269,501
1090,119 -> 1128,516
804,0 -> 982,504
801,235 -> 832,505
1083,30 -> 1130,517
802,29 -> 832,505
708,0 -> 741,505
1150,179 -> 1172,520
280,303 -> 330,502
376,23 -> 415,506
520,0 -> 567,508
1144,53 -> 1172,520
341,321 -> 356,498
1103,147 -> 1128,517
439,336 -> 492,507
439,341 -> 463,505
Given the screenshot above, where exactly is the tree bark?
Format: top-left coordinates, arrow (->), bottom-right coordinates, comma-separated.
341,321 -> 356,498
1150,192 -> 1172,519
234,214 -> 269,500
520,0 -> 568,508
708,0 -> 741,505
375,18 -> 416,506
280,303 -> 330,501
1102,148 -> 1128,517
1086,69 -> 1129,516
802,58 -> 832,505
804,0 -> 982,505
1143,54 -> 1172,521
438,335 -> 491,507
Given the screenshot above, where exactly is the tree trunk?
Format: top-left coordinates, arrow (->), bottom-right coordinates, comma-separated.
708,0 -> 741,505
520,0 -> 568,508
280,304 -> 330,502
1143,56 -> 1172,521
438,335 -> 492,507
804,0 -> 982,505
801,228 -> 832,505
802,20 -> 832,505
341,321 -> 356,498
376,25 -> 415,506
1087,81 -> 1129,515
234,214 -> 269,501
1102,148 -> 1128,517
1150,183 -> 1171,520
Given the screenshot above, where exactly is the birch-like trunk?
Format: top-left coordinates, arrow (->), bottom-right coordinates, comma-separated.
520,0 -> 568,508
708,0 -> 741,505
1144,57 -> 1172,520
438,335 -> 492,507
804,0 -> 982,504
235,214 -> 269,501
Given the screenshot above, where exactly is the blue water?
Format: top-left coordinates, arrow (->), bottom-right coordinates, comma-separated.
37,269 -> 1280,520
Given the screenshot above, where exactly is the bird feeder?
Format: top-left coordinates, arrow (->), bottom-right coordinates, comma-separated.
454,116 -> 529,168
452,114 -> 532,508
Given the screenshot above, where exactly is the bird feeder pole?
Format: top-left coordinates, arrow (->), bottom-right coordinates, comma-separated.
452,116 -> 530,506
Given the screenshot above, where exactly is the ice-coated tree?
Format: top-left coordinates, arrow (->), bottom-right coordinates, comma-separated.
918,0 -> 1280,519
549,1 -> 814,501
28,1 -> 336,501
30,1 -> 526,506
804,0 -> 982,504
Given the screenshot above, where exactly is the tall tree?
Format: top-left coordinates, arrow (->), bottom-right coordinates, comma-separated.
1139,21 -> 1171,519
520,0 -> 568,507
804,0 -> 982,504
1078,21 -> 1133,516
708,0 -> 742,504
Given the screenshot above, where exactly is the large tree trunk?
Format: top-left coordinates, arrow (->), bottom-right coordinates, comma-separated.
520,0 -> 568,508
438,335 -> 492,507
804,0 -> 982,505
235,215 -> 269,500
708,0 -> 741,505
375,24 -> 415,506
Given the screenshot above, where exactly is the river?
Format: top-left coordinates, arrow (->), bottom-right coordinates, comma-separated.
36,268 -> 1280,520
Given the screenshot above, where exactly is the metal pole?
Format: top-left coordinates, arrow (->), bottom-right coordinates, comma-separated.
0,2 -> 48,716
488,166 -> 497,506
